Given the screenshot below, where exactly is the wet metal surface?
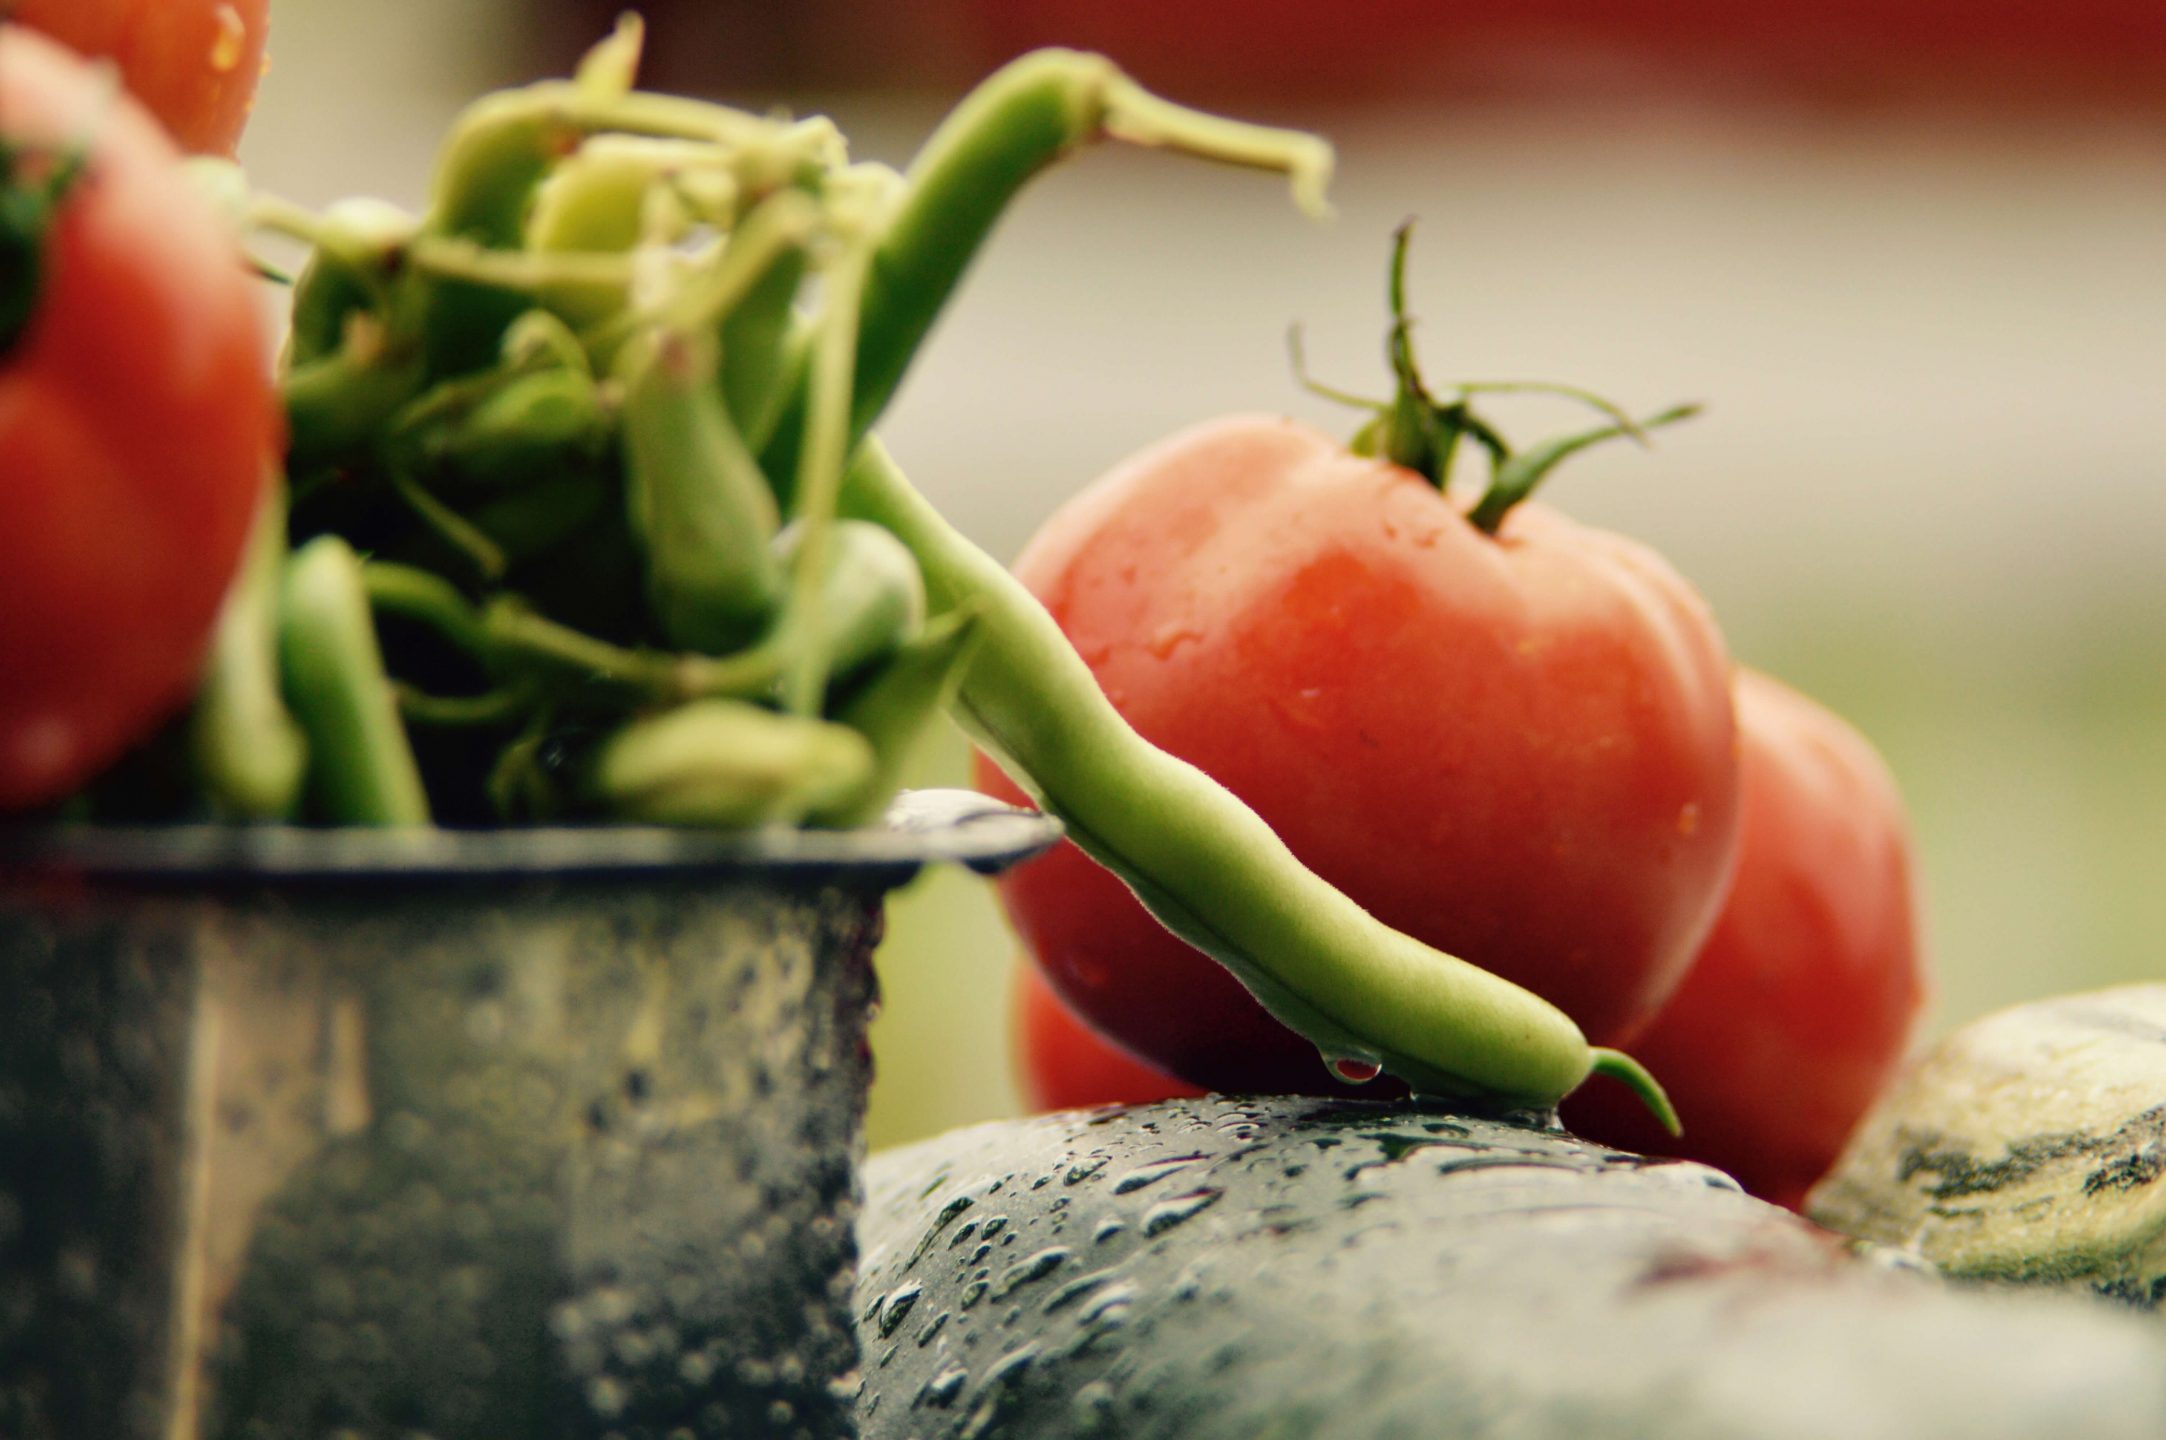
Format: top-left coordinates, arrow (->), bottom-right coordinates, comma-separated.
0,793 -> 1058,1440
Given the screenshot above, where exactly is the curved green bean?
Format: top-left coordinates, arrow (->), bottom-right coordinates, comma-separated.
813,603 -> 982,829
838,441 -> 1668,1114
758,48 -> 1333,497
191,485 -> 309,819
279,537 -> 431,826
772,518 -> 926,682
617,324 -> 785,652
588,699 -> 872,828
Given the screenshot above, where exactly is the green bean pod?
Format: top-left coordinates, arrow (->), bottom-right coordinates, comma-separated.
588,699 -> 872,828
279,536 -> 432,826
415,23 -> 839,378
758,48 -> 1333,497
527,134 -> 742,255
190,485 -> 309,819
461,471 -> 613,567
411,366 -> 611,491
812,604 -> 982,829
276,195 -> 419,366
839,441 -> 1667,1115
773,517 -> 927,683
618,324 -> 785,653
718,238 -> 808,450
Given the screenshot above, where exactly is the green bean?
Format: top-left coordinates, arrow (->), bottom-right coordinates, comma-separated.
812,603 -> 982,829
190,484 -> 309,819
359,563 -> 789,706
279,537 -> 431,825
461,470 -> 611,566
261,195 -> 417,366
775,221 -> 876,717
420,16 -> 839,258
397,366 -> 610,493
758,49 -> 1333,497
282,328 -> 428,480
717,248 -> 806,447
579,188 -> 820,382
527,133 -> 755,256
408,235 -> 637,330
587,700 -> 872,828
837,440 -> 1671,1116
617,324 -> 784,652
772,518 -> 926,682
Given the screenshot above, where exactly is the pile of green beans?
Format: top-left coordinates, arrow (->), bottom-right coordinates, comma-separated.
180,18 -> 1332,833
160,20 -> 1672,1115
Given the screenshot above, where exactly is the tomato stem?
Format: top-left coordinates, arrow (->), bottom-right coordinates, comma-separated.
0,126 -> 90,357
1308,225 -> 1699,533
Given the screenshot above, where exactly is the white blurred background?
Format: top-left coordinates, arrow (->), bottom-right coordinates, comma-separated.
239,0 -> 2166,1148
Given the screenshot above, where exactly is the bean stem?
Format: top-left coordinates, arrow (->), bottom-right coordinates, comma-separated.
759,49 -> 1333,497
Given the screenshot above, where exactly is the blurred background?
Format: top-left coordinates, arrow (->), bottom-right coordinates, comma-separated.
238,1 -> 2166,1149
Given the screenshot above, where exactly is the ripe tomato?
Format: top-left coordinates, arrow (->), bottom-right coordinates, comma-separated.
1014,959 -> 1204,1112
0,27 -> 276,810
10,0 -> 272,155
976,413 -> 1741,1089
1561,669 -> 1927,1210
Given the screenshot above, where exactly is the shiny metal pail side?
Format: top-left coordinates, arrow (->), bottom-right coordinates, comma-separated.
0,794 -> 1057,1440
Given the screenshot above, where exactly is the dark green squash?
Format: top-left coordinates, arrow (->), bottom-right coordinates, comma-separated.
858,1096 -> 2166,1439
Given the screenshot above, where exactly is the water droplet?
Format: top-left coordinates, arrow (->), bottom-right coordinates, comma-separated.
959,1278 -> 990,1310
915,1311 -> 950,1347
917,1366 -> 969,1409
1328,1055 -> 1383,1084
1142,1187 -> 1223,1236
1093,1218 -> 1127,1245
995,1246 -> 1070,1298
209,5 -> 247,71
1146,623 -> 1202,660
1042,1268 -> 1116,1314
876,1281 -> 923,1337
1111,1154 -> 1207,1194
1072,1378 -> 1118,1432
1079,1283 -> 1138,1328
1064,1156 -> 1109,1185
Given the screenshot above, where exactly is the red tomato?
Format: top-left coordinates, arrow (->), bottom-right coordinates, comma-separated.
1561,669 -> 1927,1210
977,413 -> 1741,1090
11,0 -> 272,156
0,27 -> 276,810
1014,960 -> 1204,1112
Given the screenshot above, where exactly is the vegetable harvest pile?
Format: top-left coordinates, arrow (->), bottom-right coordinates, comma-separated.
0,9 -> 1930,1170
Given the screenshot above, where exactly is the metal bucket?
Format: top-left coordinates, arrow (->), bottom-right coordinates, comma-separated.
0,791 -> 1056,1440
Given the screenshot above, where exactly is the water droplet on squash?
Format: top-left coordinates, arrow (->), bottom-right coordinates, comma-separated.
1142,1187 -> 1223,1236
1328,1055 -> 1383,1084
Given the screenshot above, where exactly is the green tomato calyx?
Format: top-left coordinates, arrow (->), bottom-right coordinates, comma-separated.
1296,222 -> 1700,534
